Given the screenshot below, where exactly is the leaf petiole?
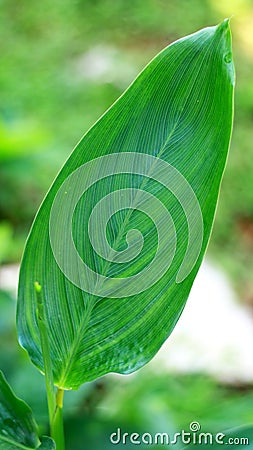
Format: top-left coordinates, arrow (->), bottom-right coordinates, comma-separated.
35,282 -> 65,450
51,388 -> 65,450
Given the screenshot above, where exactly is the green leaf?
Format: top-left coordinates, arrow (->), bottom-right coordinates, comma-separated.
37,437 -> 56,450
0,371 -> 55,450
17,20 -> 234,390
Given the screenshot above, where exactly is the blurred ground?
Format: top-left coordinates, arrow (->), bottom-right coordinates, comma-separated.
152,260 -> 253,383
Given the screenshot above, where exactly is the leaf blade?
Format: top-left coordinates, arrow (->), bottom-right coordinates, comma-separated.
17,20 -> 234,389
0,371 -> 55,450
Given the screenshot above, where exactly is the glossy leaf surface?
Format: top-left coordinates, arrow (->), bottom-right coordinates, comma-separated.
0,371 -> 55,449
17,20 -> 234,389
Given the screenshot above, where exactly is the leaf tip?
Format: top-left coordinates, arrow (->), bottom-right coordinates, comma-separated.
215,18 -> 235,86
217,17 -> 230,32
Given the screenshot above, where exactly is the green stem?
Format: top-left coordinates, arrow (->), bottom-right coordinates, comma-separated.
35,282 -> 65,450
51,388 -> 65,449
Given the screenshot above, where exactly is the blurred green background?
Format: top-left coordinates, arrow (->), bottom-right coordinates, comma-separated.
0,0 -> 253,448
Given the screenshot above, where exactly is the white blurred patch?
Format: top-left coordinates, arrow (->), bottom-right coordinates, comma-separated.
0,264 -> 19,295
151,260 -> 253,383
74,45 -> 137,88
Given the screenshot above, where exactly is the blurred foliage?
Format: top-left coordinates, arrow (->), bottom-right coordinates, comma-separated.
0,1 -> 253,448
0,0 -> 253,299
